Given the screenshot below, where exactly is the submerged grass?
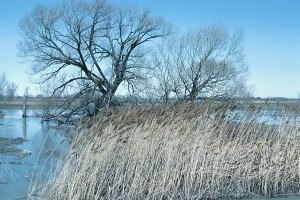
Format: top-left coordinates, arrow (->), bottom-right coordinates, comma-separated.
32,101 -> 300,199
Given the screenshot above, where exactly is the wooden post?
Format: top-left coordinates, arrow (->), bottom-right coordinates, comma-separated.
22,95 -> 27,118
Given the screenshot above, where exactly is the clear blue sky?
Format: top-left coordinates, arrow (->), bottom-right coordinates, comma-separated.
0,0 -> 299,98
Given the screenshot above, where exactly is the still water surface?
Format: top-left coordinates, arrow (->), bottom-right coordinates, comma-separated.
0,109 -> 68,200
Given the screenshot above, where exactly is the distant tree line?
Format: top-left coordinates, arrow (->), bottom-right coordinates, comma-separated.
0,73 -> 18,100
18,0 -> 251,115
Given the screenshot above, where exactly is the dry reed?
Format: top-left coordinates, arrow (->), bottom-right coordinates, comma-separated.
31,102 -> 300,199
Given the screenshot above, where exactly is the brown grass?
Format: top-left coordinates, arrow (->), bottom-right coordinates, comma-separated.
31,102 -> 300,199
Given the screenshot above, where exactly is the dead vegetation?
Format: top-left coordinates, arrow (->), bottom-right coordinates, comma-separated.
32,102 -> 300,199
0,137 -> 30,157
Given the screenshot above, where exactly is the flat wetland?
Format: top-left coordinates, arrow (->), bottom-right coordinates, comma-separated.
0,99 -> 65,109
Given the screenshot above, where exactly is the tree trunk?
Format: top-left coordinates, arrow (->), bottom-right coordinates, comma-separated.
95,79 -> 122,112
22,95 -> 27,117
189,90 -> 197,101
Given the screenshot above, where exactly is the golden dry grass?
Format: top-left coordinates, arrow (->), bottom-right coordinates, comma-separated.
31,102 -> 300,199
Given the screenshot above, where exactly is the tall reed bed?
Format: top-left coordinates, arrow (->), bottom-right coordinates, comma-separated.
32,102 -> 300,199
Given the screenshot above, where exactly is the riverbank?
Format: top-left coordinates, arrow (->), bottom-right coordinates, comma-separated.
0,99 -> 43,109
0,99 -> 66,109
33,102 -> 300,199
1,98 -> 299,110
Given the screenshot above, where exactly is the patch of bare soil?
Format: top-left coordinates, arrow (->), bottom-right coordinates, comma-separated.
0,137 -> 31,157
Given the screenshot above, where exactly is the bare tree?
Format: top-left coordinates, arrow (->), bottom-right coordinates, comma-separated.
6,83 -> 18,100
24,87 -> 30,98
18,0 -> 169,113
138,39 -> 181,103
0,73 -> 8,99
147,26 -> 248,102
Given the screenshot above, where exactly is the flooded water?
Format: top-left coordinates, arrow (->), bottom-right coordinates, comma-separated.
226,108 -> 300,126
0,109 -> 69,200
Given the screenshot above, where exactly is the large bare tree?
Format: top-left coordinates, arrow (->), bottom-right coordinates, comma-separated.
18,0 -> 169,113
146,26 -> 248,102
